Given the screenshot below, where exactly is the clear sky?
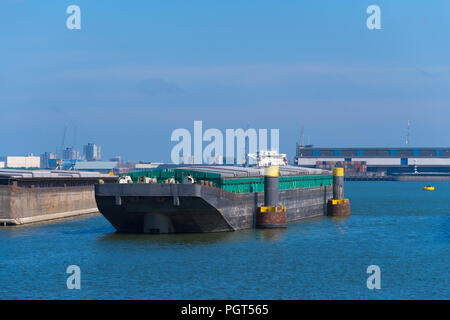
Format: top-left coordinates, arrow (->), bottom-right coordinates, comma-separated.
1,0 -> 449,161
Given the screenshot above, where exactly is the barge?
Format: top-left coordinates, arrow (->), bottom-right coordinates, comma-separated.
95,166 -> 334,234
0,169 -> 117,225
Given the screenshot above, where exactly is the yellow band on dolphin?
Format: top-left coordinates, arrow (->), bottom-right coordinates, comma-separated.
264,166 -> 279,177
333,168 -> 344,177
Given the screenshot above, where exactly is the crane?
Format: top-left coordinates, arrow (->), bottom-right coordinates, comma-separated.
59,122 -> 68,160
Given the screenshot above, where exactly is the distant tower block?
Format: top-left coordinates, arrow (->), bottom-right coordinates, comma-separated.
326,168 -> 351,217
83,143 -> 101,161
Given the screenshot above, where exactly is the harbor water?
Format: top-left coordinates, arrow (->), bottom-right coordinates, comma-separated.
0,182 -> 448,299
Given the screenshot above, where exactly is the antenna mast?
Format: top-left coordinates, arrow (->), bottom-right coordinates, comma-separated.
405,120 -> 411,146
300,125 -> 305,147
245,121 -> 250,165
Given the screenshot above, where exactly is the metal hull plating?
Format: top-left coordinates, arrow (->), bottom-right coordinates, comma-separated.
95,183 -> 333,234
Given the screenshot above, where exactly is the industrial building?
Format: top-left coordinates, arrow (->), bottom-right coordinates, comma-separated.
73,161 -> 118,174
295,146 -> 450,175
40,152 -> 56,169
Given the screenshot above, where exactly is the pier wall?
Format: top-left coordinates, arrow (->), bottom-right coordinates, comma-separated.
0,187 -> 12,221
0,185 -> 98,225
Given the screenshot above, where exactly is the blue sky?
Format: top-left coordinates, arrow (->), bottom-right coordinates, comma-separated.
0,0 -> 449,161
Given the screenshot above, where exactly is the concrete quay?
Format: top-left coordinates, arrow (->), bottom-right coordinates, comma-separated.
0,169 -> 116,226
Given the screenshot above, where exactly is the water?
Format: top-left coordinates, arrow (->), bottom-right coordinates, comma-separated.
0,182 -> 448,299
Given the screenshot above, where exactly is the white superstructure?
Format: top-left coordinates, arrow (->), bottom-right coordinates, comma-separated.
248,150 -> 288,167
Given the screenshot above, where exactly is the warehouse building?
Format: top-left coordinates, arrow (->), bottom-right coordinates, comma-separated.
73,161 -> 118,174
295,147 -> 450,175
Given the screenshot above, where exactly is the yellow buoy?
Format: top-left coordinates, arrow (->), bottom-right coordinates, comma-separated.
423,186 -> 435,191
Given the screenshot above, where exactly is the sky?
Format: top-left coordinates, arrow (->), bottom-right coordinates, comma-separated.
0,0 -> 449,162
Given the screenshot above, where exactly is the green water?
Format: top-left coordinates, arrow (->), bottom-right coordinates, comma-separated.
0,182 -> 448,299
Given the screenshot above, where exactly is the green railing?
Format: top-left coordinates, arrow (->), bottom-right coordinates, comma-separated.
125,169 -> 332,194
219,175 -> 333,193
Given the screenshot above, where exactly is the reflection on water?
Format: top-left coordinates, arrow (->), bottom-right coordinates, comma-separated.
0,181 -> 449,299
98,230 -> 238,246
330,216 -> 351,234
256,228 -> 287,242
99,226 -> 289,245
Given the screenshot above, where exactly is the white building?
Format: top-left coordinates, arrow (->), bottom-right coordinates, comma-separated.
0,161 -> 5,169
135,162 -> 164,170
6,156 -> 41,168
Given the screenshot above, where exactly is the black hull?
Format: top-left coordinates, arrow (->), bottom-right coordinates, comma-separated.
95,184 -> 333,234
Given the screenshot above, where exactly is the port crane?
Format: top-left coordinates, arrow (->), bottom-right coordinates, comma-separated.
56,122 -> 68,170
